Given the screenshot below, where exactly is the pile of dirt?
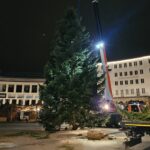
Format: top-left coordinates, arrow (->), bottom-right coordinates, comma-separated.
87,130 -> 107,140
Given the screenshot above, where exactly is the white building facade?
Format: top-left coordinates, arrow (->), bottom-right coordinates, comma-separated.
98,55 -> 150,105
0,77 -> 45,121
0,77 -> 44,106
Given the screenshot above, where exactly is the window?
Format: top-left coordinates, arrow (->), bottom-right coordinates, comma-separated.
134,62 -> 137,66
120,81 -> 123,85
124,63 -> 127,68
130,80 -> 133,84
136,88 -> 140,96
16,85 -> 22,93
141,79 -> 144,83
8,85 -> 14,92
135,70 -> 138,75
0,84 -> 6,92
115,90 -> 118,95
139,61 -> 143,65
114,64 -> 117,68
142,88 -> 145,94
5,99 -> 10,104
12,99 -> 16,105
32,85 -> 37,93
119,64 -> 122,68
140,69 -> 143,74
124,72 -> 127,76
31,100 -> 36,105
24,85 -> 30,93
114,73 -> 118,77
149,59 -> 150,64
126,89 -> 129,95
125,80 -> 128,85
131,89 -> 134,94
130,71 -> 133,75
25,100 -> 29,106
115,81 -> 118,86
129,62 -> 132,67
120,72 -> 122,76
135,79 -> 139,84
18,100 -> 23,106
121,90 -> 124,97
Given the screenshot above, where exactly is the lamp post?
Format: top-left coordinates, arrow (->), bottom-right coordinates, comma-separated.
92,0 -> 113,102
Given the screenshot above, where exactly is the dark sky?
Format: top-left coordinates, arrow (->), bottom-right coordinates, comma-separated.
0,0 -> 150,76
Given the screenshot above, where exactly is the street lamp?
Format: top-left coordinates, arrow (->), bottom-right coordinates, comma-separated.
95,41 -> 104,49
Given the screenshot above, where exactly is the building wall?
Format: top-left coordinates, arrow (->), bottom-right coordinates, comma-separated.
0,77 -> 45,106
98,55 -> 150,102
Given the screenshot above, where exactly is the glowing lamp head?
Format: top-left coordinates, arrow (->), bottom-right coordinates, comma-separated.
103,104 -> 109,111
37,107 -> 40,112
95,41 -> 104,49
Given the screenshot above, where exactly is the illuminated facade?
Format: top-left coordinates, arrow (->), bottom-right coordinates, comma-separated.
0,77 -> 45,121
98,55 -> 150,104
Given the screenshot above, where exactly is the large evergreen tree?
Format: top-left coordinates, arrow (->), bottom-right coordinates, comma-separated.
40,8 -> 103,130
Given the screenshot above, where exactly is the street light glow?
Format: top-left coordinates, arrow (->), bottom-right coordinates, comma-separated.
95,41 -> 104,49
103,104 -> 109,111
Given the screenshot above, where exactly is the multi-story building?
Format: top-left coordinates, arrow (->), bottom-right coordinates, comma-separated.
98,55 -> 150,105
0,77 -> 45,121
0,55 -> 150,121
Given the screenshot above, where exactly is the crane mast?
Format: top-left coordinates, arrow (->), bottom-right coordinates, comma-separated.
92,0 -> 113,102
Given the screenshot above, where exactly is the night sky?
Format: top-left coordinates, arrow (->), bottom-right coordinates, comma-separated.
0,0 -> 150,76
